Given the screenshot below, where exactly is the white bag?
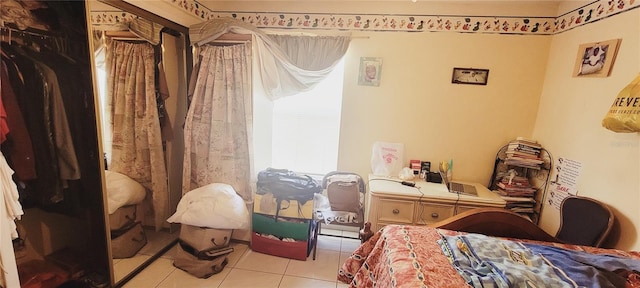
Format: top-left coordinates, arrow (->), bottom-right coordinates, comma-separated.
167,183 -> 250,229
370,141 -> 404,176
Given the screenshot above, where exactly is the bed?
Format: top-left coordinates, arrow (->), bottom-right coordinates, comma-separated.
338,208 -> 640,288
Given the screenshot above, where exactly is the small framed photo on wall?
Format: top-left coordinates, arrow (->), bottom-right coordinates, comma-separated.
451,68 -> 489,85
573,38 -> 621,78
358,57 -> 382,87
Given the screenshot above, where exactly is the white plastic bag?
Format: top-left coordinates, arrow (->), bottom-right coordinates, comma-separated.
167,183 -> 249,229
370,141 -> 404,176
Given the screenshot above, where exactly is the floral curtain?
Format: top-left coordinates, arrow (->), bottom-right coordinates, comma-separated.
182,43 -> 253,200
105,40 -> 168,231
190,17 -> 350,100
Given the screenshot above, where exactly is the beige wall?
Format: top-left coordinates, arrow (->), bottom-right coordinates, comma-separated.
337,31 -> 549,185
206,0 -> 640,250
534,10 -> 640,250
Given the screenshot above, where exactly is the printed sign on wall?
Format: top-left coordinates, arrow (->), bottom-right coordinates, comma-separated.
547,157 -> 583,210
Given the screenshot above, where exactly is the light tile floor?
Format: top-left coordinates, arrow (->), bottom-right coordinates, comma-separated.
119,229 -> 359,288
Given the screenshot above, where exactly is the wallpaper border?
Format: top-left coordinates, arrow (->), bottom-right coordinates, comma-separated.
91,0 -> 639,35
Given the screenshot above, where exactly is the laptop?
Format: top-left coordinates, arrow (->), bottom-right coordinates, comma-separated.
439,171 -> 478,196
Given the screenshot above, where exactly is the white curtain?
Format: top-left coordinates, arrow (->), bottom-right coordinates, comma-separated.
105,40 -> 169,231
190,17 -> 351,99
182,43 -> 253,200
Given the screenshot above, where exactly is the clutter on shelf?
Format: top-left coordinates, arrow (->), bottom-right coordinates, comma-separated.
489,138 -> 551,224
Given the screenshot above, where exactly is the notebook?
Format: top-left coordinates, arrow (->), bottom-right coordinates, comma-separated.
439,171 -> 478,196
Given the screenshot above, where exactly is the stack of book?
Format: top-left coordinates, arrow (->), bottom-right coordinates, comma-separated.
504,139 -> 543,169
495,175 -> 536,197
495,176 -> 537,215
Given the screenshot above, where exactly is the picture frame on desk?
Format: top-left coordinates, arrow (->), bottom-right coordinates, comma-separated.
451,68 -> 489,85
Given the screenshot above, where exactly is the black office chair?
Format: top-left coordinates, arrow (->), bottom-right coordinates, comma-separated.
555,195 -> 614,247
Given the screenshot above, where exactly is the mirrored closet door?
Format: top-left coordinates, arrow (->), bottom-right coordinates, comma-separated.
88,0 -> 191,286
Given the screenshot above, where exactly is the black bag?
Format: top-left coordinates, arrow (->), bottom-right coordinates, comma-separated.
257,168 -> 322,220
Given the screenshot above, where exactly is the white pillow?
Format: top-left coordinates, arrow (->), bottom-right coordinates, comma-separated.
167,183 -> 249,229
105,170 -> 146,214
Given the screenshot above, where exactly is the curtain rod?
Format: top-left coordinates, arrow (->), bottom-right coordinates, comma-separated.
104,30 -> 145,41
1,25 -> 54,38
211,40 -> 250,44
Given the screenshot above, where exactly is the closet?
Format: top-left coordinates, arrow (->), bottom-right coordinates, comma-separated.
1,1 -> 110,287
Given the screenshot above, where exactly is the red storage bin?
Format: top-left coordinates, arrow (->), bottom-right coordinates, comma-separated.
251,232 -> 313,261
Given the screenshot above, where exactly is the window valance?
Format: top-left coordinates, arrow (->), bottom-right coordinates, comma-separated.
190,17 -> 350,99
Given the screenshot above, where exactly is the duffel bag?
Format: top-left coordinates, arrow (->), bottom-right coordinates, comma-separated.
173,241 -> 232,278
257,168 -> 322,220
257,168 -> 321,200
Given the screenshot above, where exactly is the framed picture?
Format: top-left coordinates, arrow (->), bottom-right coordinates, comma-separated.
358,57 -> 382,87
451,68 -> 489,85
573,38 -> 621,78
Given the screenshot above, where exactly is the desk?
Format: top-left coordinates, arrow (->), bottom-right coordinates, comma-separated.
366,176 -> 506,232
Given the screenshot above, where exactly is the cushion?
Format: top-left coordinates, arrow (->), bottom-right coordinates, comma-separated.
167,183 -> 249,229
105,170 -> 146,214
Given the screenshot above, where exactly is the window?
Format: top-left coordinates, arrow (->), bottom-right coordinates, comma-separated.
270,60 -> 345,175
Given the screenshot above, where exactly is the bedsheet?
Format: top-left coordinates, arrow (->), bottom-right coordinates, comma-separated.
338,225 -> 640,288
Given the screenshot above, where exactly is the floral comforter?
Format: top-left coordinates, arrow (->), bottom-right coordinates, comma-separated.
338,225 -> 640,288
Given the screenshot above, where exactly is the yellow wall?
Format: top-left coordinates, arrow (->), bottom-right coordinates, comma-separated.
209,0 -> 640,250
338,31 -> 549,184
534,10 -> 640,250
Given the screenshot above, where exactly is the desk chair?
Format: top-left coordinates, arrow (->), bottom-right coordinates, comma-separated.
555,195 -> 614,248
312,172 -> 365,260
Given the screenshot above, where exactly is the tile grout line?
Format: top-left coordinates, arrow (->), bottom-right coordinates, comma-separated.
215,266 -> 235,287
217,245 -> 249,287
153,266 -> 177,288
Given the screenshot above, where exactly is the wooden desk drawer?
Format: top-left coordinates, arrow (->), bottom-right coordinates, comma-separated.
415,203 -> 454,224
378,199 -> 414,224
455,205 -> 477,215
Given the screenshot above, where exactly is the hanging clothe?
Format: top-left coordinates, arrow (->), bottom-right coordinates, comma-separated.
157,60 -> 173,141
1,30 -> 99,216
0,151 -> 24,288
1,43 -> 64,207
0,60 -> 36,181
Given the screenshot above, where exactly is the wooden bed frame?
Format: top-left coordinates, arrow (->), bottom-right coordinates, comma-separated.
428,208 -> 561,243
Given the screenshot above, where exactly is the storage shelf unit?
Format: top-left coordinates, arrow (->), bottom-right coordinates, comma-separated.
488,139 -> 551,224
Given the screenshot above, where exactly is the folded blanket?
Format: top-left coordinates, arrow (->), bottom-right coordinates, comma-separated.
439,233 -> 640,288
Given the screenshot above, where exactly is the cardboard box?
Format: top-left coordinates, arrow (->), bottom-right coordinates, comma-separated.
253,194 -> 314,219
